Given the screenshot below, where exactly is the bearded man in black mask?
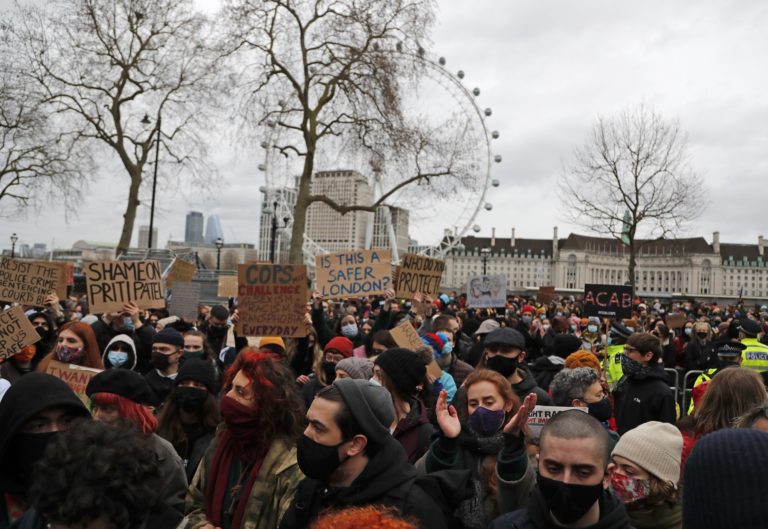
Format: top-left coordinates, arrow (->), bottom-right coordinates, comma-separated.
489,410 -> 633,529
203,305 -> 247,368
479,328 -> 551,405
0,373 -> 91,527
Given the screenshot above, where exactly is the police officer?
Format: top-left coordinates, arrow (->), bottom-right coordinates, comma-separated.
688,341 -> 746,414
739,318 -> 768,374
604,321 -> 633,390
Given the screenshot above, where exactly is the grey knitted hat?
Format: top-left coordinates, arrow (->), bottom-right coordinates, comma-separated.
333,378 -> 395,444
335,357 -> 374,380
612,421 -> 683,486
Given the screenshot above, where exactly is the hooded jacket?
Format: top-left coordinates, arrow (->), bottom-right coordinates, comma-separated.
101,334 -> 138,370
91,316 -> 156,374
514,367 -> 552,405
613,365 -> 676,435
488,488 -> 633,529
530,356 -> 565,392
393,399 -> 434,464
25,311 -> 57,367
279,437 -> 463,529
0,373 -> 90,527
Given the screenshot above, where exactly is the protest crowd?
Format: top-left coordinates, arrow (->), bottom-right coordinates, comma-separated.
3,254 -> 768,529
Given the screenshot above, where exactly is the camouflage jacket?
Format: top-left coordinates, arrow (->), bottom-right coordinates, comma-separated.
185,434 -> 303,529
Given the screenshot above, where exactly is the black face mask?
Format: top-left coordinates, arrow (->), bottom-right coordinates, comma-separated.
8,431 -> 59,493
486,354 -> 519,378
174,386 -> 208,412
537,473 -> 604,525
321,361 -> 337,384
587,397 -> 612,423
151,351 -> 173,370
696,333 -> 708,340
297,434 -> 346,481
208,325 -> 228,338
35,326 -> 52,342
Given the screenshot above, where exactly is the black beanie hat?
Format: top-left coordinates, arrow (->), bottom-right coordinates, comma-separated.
684,428 -> 768,528
152,327 -> 184,347
85,369 -> 153,405
375,348 -> 426,397
210,305 -> 230,321
549,333 -> 583,359
176,358 -> 218,394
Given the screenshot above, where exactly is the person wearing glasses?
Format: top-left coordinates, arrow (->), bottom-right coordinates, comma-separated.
613,333 -> 676,435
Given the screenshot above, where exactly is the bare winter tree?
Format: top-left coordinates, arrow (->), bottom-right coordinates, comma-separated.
7,0 -> 221,255
559,105 -> 707,284
224,0 -> 479,264
0,36 -> 87,215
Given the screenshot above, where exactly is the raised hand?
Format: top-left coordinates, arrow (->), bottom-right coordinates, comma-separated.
435,389 -> 461,439
502,392 -> 537,436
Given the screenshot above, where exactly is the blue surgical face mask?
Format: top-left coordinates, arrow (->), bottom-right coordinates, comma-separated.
684,327 -> 692,336
107,350 -> 129,368
442,341 -> 454,355
522,315 -> 533,324
341,324 -> 358,338
587,325 -> 598,333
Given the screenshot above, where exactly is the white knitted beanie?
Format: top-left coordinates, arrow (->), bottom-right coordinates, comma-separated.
612,421 -> 683,485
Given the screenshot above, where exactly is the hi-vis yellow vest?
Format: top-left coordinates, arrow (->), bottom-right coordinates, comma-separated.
741,338 -> 768,373
604,344 -> 625,389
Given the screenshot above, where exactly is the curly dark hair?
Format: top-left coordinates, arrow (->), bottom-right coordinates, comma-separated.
223,348 -> 306,444
29,420 -> 161,529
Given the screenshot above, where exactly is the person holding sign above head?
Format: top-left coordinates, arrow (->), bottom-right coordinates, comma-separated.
35,321 -> 104,373
489,410 -> 633,529
202,305 -> 247,366
144,328 -> 185,408
423,370 -> 537,529
186,350 -> 304,529
479,328 -> 551,405
612,333 -> 675,435
90,301 -> 157,374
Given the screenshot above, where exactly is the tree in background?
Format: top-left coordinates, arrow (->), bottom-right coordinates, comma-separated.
6,0 -> 221,255
560,105 -> 707,284
224,0 -> 478,264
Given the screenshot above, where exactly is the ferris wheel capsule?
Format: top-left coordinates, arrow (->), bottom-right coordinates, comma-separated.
491,179 -> 500,187
494,155 -> 502,163
473,224 -> 481,233
438,56 -> 446,66
492,131 -> 500,139
484,203 -> 493,211
457,70 -> 465,79
484,108 -> 492,117
472,87 -> 480,96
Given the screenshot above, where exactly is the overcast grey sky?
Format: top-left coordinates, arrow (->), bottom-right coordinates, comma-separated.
3,0 -> 767,253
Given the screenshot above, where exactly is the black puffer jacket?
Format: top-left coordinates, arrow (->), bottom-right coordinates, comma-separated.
613,365 -> 676,435
279,437 -> 469,529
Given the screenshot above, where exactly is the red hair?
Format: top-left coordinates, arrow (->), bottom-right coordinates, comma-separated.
91,392 -> 158,435
311,506 -> 418,529
37,321 -> 104,373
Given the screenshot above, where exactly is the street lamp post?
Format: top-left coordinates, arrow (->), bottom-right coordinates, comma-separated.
215,237 -> 223,271
481,247 -> 490,275
10,233 -> 18,258
141,114 -> 161,249
269,201 -> 291,263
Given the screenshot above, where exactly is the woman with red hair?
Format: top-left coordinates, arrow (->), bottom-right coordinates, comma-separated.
186,348 -> 305,529
36,321 -> 104,372
85,368 -> 188,514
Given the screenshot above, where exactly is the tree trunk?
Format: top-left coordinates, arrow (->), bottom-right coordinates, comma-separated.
289,145 -> 315,265
116,172 -> 142,257
628,241 -> 637,291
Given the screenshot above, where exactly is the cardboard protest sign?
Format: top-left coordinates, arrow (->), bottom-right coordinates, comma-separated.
217,275 -> 238,298
527,406 -> 586,439
390,321 -> 424,351
0,257 -> 61,307
466,274 -> 507,308
315,250 -> 391,299
582,284 -> 633,319
537,286 -> 557,305
395,253 -> 445,299
26,260 -> 72,298
165,259 -> 197,288
0,306 -> 41,361
84,260 -> 165,314
236,264 -> 308,337
665,312 -> 687,329
46,360 -> 103,406
168,282 -> 201,322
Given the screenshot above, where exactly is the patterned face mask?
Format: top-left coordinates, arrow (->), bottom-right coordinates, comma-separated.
609,471 -> 652,504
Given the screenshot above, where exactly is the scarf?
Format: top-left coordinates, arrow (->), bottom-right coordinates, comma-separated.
204,428 -> 268,529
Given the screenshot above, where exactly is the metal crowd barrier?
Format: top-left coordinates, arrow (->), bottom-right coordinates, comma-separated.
663,368 -> 680,404
681,370 -> 704,417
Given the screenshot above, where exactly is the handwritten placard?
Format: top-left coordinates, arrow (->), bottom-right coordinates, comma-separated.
582,284 -> 633,319
168,282 -> 201,321
390,321 -> 423,351
165,259 -> 197,288
537,286 -> 557,305
217,275 -> 238,298
46,360 -> 103,406
665,312 -> 687,330
527,406 -> 586,439
315,250 -> 391,299
84,260 -> 165,314
395,253 -> 444,299
236,264 -> 308,337
26,260 -> 72,299
0,257 -> 61,306
0,306 -> 41,361
467,274 -> 507,308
